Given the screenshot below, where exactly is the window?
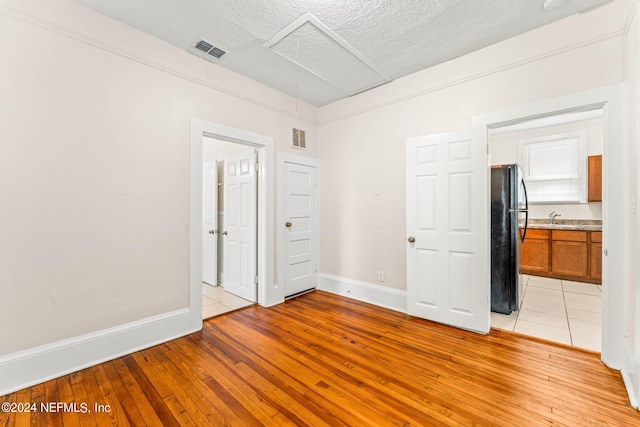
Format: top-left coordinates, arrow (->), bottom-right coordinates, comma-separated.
518,132 -> 587,203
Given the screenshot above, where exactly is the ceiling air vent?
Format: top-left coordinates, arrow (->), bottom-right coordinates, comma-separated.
194,39 -> 226,59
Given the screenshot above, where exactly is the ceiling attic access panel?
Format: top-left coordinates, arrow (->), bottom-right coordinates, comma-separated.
263,13 -> 391,96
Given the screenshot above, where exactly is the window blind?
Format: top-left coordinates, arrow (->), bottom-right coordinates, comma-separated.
519,133 -> 587,203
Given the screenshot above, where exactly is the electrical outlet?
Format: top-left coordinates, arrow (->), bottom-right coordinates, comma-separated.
378,271 -> 385,282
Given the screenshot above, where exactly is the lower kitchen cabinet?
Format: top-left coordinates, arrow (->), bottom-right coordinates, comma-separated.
520,228 -> 601,284
520,229 -> 549,273
552,230 -> 588,278
590,231 -> 602,281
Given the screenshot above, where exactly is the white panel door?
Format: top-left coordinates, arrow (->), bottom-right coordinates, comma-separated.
283,161 -> 317,297
406,129 -> 489,333
202,161 -> 218,286
223,150 -> 257,302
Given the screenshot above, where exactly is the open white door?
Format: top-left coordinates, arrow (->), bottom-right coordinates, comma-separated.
283,160 -> 318,297
406,129 -> 489,333
223,150 -> 257,302
202,161 -> 218,285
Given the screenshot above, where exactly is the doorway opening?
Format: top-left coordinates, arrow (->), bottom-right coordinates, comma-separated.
190,119 -> 276,325
474,83 -> 626,369
488,108 -> 604,352
202,136 -> 257,319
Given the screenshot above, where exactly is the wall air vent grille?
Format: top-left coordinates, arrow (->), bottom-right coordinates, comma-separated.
193,39 -> 226,59
293,128 -> 306,149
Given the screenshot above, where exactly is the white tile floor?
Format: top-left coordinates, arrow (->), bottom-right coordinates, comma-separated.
491,275 -> 602,352
202,283 -> 253,319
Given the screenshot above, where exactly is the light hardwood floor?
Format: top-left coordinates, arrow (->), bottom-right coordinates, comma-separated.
1,291 -> 638,426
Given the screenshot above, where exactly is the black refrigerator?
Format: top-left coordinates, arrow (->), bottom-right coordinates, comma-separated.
491,164 -> 528,315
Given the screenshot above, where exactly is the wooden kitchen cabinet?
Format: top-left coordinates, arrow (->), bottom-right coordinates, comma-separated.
590,231 -> 602,281
552,230 -> 588,278
520,228 -> 601,283
520,229 -> 550,274
588,155 -> 602,202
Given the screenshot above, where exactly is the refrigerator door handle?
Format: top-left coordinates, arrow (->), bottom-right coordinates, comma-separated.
521,178 -> 529,243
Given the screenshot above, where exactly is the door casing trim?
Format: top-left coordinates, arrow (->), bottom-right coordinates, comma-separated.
190,118 -> 276,315
473,83 -> 627,370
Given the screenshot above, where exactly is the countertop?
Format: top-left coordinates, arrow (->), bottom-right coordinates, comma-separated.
522,219 -> 602,232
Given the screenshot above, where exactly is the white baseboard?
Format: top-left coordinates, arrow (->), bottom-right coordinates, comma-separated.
0,308 -> 200,397
318,273 -> 407,313
621,338 -> 639,410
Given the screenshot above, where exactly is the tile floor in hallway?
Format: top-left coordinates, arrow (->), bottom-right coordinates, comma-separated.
491,275 -> 602,352
202,283 -> 254,319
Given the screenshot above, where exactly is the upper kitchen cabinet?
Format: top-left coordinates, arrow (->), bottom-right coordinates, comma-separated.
588,155 -> 602,202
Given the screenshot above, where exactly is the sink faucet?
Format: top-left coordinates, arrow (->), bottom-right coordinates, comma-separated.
548,210 -> 561,224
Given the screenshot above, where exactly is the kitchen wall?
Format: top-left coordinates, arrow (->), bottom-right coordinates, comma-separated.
0,0 -> 318,361
317,0 -> 627,292
490,118 -> 603,220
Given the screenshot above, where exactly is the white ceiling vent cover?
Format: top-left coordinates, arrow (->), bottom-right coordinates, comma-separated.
194,39 -> 226,59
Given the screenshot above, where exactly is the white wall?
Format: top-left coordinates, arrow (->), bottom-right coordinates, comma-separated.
490,118 -> 603,220
317,0 -> 627,291
490,119 -> 603,164
203,136 -> 252,163
0,0 -> 317,391
625,0 -> 640,408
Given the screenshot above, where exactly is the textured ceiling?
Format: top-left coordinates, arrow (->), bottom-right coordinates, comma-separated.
72,0 -> 611,106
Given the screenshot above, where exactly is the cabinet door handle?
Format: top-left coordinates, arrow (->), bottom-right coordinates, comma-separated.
408,236 -> 416,243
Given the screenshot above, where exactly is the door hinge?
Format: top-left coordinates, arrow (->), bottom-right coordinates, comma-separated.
255,275 -> 259,285
255,162 -> 259,173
